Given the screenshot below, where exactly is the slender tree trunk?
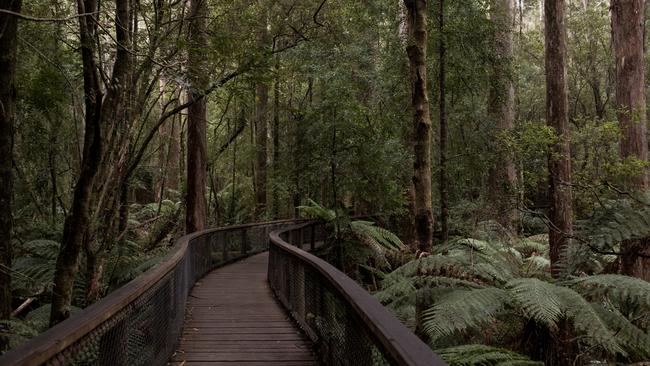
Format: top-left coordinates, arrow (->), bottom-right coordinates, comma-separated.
544,0 -> 573,278
51,0 -> 104,326
404,0 -> 434,252
0,0 -> 21,331
81,0 -> 133,309
254,82 -> 268,219
438,0 -> 449,243
398,0 -> 418,248
185,0 -> 208,233
612,0 -> 650,280
488,0 -> 519,231
272,62 -> 280,219
254,6 -> 269,220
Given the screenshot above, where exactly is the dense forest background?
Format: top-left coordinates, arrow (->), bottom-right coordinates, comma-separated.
2,0 -> 650,364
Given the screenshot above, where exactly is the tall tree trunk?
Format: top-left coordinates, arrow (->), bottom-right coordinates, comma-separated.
488,0 -> 519,231
185,0 -> 208,233
544,0 -> 573,278
438,0 -> 449,243
398,0 -> 418,249
254,7 -> 269,220
272,62 -> 280,219
51,0 -> 104,326
254,82 -> 268,219
0,0 -> 21,331
612,0 -> 650,280
404,0 -> 434,252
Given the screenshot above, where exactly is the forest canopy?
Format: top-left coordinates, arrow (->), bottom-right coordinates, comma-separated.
1,0 -> 650,365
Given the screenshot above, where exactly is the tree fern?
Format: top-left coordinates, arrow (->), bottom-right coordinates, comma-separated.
421,288 -> 510,341
553,286 -> 625,356
380,235 -> 650,364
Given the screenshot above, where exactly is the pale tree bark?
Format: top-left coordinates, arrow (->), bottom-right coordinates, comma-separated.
544,0 -> 573,278
0,0 -> 21,329
488,0 -> 518,232
404,0 -> 434,252
398,0 -> 417,248
50,0 -> 104,325
186,0 -> 208,233
612,0 -> 650,280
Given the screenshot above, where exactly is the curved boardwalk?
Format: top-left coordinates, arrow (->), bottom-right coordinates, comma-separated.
170,252 -> 319,366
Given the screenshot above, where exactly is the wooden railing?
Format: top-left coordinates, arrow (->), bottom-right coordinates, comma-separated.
268,222 -> 448,366
0,220 -> 302,366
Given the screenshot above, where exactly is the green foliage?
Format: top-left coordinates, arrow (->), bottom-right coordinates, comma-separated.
436,345 -> 542,366
297,199 -> 336,222
11,240 -> 59,297
377,236 -> 650,364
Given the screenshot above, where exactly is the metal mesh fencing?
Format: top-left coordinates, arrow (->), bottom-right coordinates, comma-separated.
0,220 -> 301,366
268,222 -> 447,366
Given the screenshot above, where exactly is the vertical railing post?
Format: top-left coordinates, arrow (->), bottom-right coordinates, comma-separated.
310,223 -> 316,251
241,228 -> 247,255
222,233 -> 229,262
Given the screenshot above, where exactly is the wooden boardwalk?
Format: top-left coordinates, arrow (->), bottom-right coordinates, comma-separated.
170,252 -> 319,366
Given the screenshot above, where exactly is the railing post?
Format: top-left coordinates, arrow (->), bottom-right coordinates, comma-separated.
310,223 -> 316,251
241,228 -> 247,255
299,226 -> 305,250
222,233 -> 229,262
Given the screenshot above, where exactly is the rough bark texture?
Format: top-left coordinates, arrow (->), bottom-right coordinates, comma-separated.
544,0 -> 573,278
254,82 -> 268,218
51,0 -> 104,325
185,0 -> 208,233
438,0 -> 449,243
612,0 -> 650,280
272,66 -> 280,219
404,0 -> 434,252
488,0 -> 519,231
0,0 -> 21,326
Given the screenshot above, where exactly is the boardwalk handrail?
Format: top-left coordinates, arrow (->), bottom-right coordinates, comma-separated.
0,219 -> 303,366
268,222 -> 448,366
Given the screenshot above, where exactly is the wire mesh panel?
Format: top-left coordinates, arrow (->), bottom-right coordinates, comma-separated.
0,220 -> 302,366
268,223 -> 448,366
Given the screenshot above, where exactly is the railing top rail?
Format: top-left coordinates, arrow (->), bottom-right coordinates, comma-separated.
269,222 -> 448,366
0,218 -> 303,366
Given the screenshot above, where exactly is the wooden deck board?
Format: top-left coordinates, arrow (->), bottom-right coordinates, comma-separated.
171,252 -> 318,365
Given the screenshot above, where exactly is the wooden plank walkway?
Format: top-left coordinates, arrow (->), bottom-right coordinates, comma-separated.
170,252 -> 319,366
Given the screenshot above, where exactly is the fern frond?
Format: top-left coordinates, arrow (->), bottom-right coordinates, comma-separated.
553,286 -> 625,357
435,344 -> 543,366
506,278 -> 562,329
18,240 -> 59,260
422,288 -> 510,341
297,199 -> 336,221
350,220 -> 404,251
566,274 -> 650,308
591,304 -> 650,360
